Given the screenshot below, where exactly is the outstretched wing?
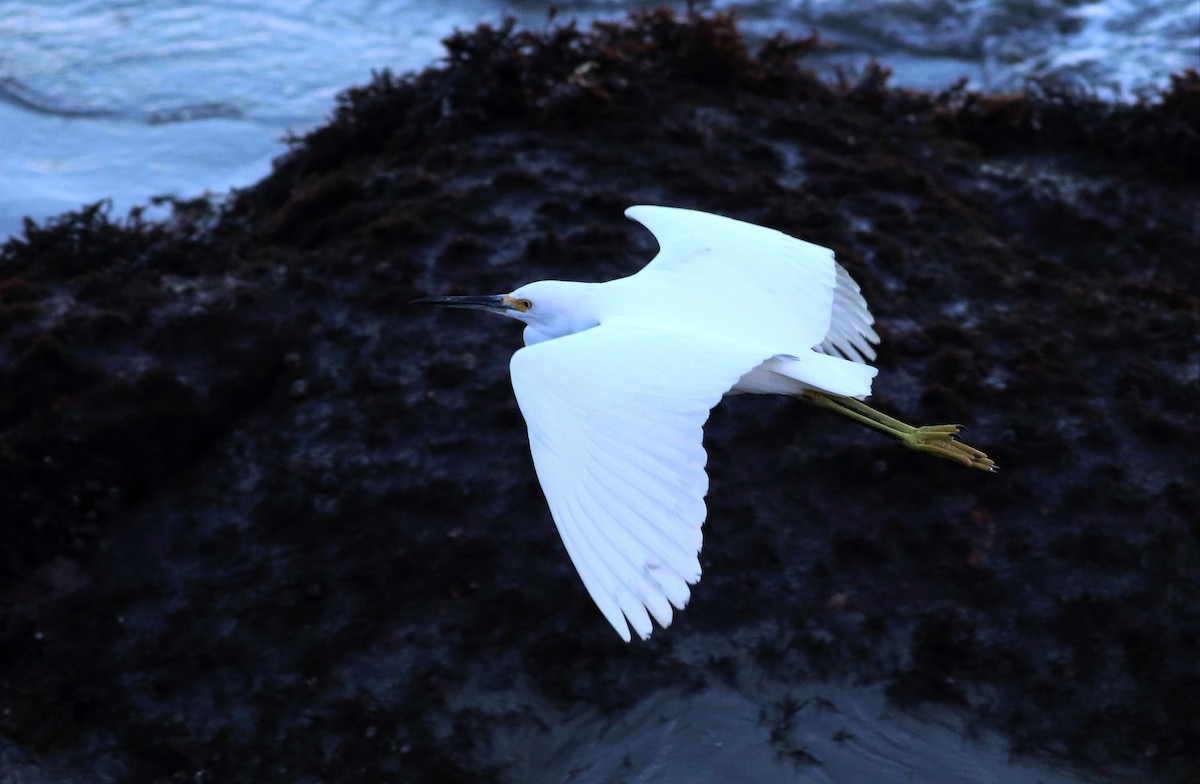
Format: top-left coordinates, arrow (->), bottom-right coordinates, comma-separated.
626,205 -> 878,362
510,323 -> 770,642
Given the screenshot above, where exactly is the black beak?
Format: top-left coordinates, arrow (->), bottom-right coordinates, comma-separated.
411,294 -> 512,312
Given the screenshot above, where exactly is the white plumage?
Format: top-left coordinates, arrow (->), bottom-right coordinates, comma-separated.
514,206 -> 878,641
418,205 -> 993,642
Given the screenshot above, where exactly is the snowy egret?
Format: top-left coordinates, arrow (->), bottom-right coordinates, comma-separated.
417,206 -> 995,641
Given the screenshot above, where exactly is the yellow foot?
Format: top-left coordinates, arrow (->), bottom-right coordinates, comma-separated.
901,424 -> 997,473
799,391 -> 998,473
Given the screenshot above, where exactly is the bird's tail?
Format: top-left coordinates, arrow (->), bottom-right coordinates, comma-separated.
768,351 -> 878,400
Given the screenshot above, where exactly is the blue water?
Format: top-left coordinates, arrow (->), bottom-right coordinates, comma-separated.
493,681 -> 1110,784
0,0 -> 1195,237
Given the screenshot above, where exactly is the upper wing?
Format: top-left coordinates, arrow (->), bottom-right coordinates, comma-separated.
625,205 -> 878,361
510,323 -> 771,641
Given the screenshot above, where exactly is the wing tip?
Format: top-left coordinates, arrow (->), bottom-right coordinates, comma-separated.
624,204 -> 664,225
607,610 -> 676,643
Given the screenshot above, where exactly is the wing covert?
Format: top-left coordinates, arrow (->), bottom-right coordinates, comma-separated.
510,324 -> 770,641
625,205 -> 836,354
626,205 -> 878,364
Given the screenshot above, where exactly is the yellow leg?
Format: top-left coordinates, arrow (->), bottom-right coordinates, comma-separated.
801,391 -> 997,473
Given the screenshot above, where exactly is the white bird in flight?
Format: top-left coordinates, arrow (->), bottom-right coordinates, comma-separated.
417,206 -> 994,642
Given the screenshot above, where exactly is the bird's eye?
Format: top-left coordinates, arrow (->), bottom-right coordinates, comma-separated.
520,299 -> 533,311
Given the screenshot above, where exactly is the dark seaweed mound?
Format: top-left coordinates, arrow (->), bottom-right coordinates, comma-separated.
2,10 -> 1197,782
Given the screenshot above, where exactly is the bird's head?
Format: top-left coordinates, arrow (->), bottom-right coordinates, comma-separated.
415,279 -> 597,345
